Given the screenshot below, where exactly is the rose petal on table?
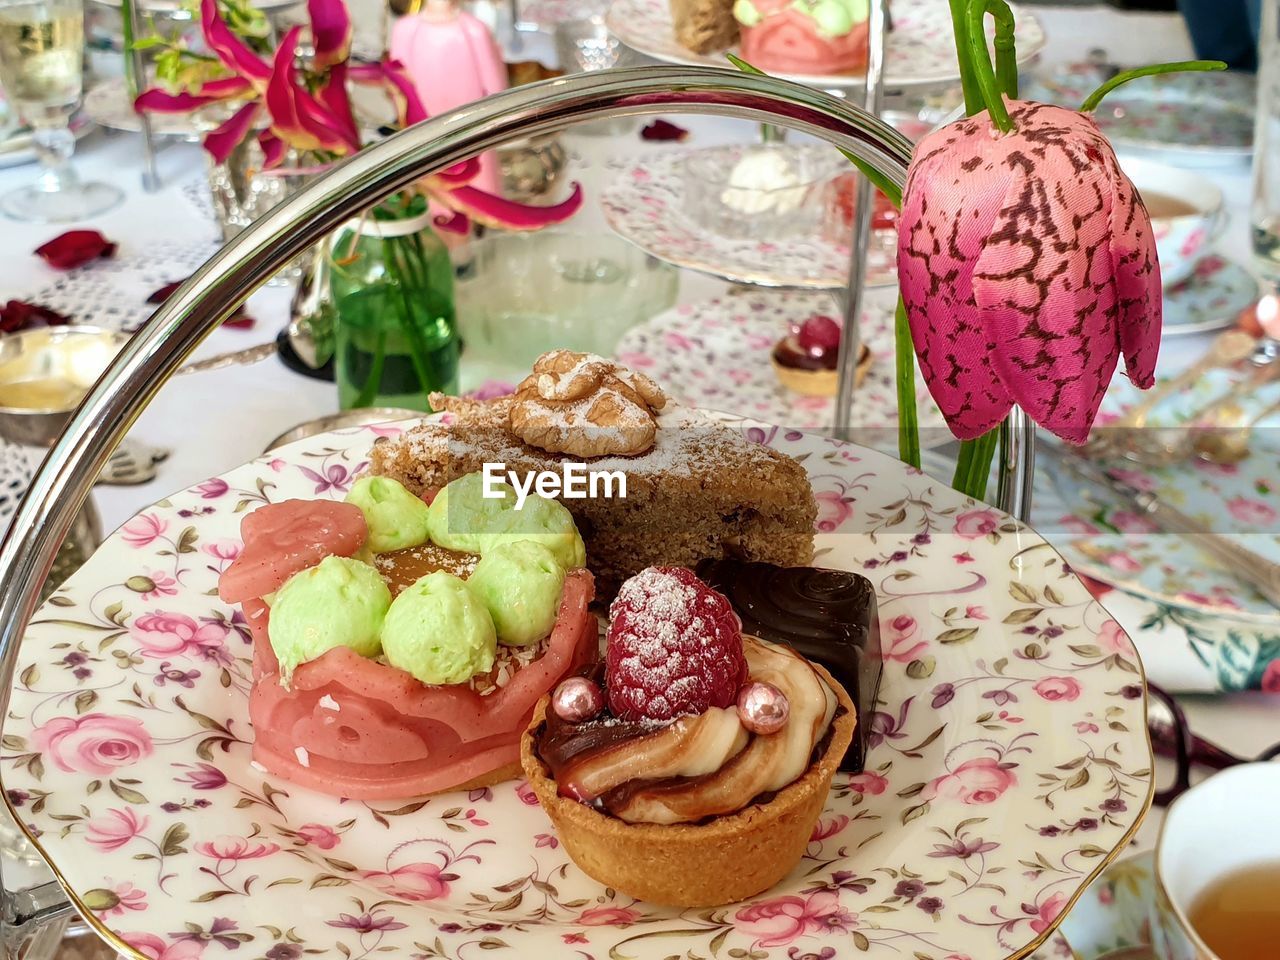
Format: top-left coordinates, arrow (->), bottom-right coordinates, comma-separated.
34,230 -> 117,270
147,280 -> 254,329
0,300 -> 72,333
640,119 -> 688,142
147,281 -> 184,304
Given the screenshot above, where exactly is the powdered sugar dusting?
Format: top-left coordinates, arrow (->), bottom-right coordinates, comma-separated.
605,566 -> 748,721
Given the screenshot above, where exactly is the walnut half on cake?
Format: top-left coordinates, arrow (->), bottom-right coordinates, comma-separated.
367,353 -> 817,598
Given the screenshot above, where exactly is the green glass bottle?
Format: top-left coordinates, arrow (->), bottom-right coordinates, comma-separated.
329,196 -> 460,411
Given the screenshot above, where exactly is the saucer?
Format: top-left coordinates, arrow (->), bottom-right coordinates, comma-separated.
1162,255 -> 1259,337
1025,65 -> 1253,166
1055,853 -> 1157,960
612,289 -> 949,441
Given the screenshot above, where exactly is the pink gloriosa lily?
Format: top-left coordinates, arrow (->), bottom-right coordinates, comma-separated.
896,100 -> 1160,445
136,0 -> 580,231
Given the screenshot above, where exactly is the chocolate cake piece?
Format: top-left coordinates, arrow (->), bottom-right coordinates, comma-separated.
697,557 -> 881,772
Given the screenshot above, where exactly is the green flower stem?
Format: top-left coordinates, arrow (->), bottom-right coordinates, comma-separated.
1079,59 -> 1226,113
966,0 -> 1019,132
383,234 -> 438,401
952,427 -> 999,499
948,0 -> 983,115
352,328 -> 388,409
894,297 -> 920,469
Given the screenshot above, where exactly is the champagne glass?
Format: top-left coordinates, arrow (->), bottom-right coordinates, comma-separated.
0,0 -> 121,222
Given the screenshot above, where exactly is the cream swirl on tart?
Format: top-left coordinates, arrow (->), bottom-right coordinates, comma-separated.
538,637 -> 837,825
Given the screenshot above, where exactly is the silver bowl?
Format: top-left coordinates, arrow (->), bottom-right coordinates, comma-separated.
0,326 -> 129,446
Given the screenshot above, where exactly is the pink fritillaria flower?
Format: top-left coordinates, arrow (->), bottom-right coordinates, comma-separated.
898,101 -> 1160,444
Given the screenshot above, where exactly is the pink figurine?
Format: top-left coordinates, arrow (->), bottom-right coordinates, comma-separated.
390,0 -> 508,193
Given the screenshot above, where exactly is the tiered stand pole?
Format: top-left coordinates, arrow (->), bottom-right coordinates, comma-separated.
833,0 -> 887,441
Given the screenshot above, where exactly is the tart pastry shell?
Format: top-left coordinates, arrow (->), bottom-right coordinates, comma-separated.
518,661 -> 856,907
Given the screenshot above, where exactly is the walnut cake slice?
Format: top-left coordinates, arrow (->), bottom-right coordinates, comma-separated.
368,351 -> 817,598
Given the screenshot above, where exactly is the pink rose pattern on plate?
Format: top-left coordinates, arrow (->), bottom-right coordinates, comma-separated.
1,416 -> 1150,960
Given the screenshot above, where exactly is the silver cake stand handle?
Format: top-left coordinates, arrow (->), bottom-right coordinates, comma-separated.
0,65 -> 1031,945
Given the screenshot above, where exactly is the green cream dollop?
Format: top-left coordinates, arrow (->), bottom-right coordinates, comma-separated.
381,571 -> 497,685
268,556 -> 391,683
733,0 -> 762,26
426,473 -> 585,570
345,476 -> 431,553
468,540 -> 566,647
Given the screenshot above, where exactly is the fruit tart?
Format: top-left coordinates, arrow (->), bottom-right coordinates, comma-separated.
219,472 -> 598,800
519,567 -> 855,907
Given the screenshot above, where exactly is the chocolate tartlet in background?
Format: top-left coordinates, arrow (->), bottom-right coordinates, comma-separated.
698,558 -> 881,771
771,314 -> 870,397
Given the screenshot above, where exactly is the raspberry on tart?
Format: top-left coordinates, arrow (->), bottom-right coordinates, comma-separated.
605,566 -> 748,721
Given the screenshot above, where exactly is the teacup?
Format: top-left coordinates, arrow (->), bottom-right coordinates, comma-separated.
1120,156 -> 1225,289
1150,762 -> 1280,960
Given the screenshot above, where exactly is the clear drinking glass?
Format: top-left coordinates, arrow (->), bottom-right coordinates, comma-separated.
0,0 -> 122,222
1252,0 -> 1280,278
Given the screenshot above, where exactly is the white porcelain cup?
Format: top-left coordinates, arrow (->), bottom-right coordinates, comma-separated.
1120,156 -> 1226,290
1150,762 -> 1280,960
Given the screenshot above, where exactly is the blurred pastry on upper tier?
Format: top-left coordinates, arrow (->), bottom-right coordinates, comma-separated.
734,0 -> 870,75
671,0 -> 739,53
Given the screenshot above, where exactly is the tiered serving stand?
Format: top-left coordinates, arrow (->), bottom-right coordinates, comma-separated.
0,67 -> 1149,960
599,0 -> 1042,451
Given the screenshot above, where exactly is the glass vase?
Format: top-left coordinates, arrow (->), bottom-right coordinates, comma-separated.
328,197 -> 460,411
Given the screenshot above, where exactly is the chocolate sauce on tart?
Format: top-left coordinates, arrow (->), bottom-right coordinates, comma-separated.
771,335 -> 838,371
535,695 -> 845,823
696,558 -> 881,771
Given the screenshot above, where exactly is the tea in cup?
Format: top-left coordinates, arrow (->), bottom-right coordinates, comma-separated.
1121,156 -> 1226,290
1150,762 -> 1280,959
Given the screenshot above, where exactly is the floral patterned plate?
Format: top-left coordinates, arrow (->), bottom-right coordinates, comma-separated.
2,415 -> 1152,960
601,147 -> 896,290
1024,66 -> 1254,165
605,0 -> 1046,92
613,289 -> 949,444
1161,256 -> 1260,337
